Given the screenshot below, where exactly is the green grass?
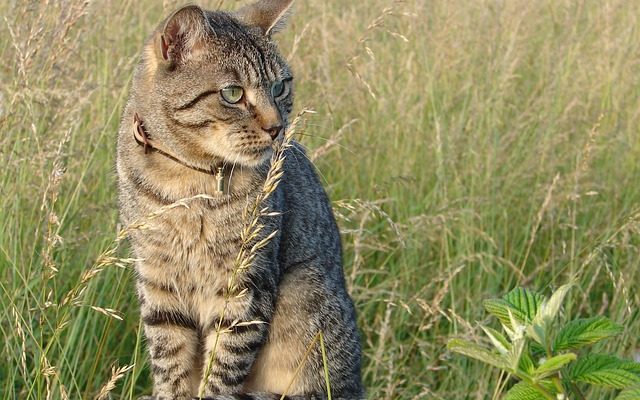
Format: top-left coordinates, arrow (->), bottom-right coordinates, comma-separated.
1,0 -> 639,398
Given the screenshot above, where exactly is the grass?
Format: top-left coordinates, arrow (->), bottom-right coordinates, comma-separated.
1,0 -> 639,398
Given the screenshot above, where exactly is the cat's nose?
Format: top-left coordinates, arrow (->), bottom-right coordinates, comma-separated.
263,123 -> 283,140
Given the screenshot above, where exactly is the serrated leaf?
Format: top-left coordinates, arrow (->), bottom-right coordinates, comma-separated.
484,288 -> 545,330
503,287 -> 546,321
579,370 -> 640,389
499,310 -> 528,351
508,333 -> 527,371
568,354 -> 640,389
482,325 -> 511,355
447,339 -> 509,371
533,353 -> 577,380
529,341 -> 545,357
484,299 -> 530,329
527,322 -> 547,346
527,283 -> 574,347
553,317 -> 623,352
535,283 -> 573,327
519,350 -> 536,375
503,381 -> 553,400
616,387 -> 640,400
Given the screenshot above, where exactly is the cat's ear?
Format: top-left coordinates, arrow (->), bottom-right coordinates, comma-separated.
235,0 -> 294,36
158,5 -> 208,65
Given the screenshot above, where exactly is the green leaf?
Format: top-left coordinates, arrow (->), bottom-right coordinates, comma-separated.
529,341 -> 546,357
484,288 -> 546,329
527,283 -> 573,347
535,283 -> 573,327
503,287 -> 546,321
508,334 -> 527,371
503,381 -> 553,400
616,387 -> 640,400
526,323 -> 547,347
484,299 -> 530,329
533,353 -> 577,380
482,325 -> 511,355
518,347 -> 536,375
447,338 -> 509,371
567,354 -> 640,389
553,317 -> 623,352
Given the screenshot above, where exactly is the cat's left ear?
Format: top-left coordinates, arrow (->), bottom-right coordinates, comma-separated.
235,0 -> 295,36
159,5 -> 208,65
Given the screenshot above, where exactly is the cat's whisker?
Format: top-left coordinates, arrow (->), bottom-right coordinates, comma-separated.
226,152 -> 242,207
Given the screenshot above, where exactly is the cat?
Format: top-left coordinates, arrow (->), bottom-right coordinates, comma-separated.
115,1 -> 364,399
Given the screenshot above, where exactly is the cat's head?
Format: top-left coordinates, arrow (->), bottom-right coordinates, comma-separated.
134,0 -> 294,168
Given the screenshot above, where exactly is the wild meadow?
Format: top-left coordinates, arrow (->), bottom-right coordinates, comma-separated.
1,0 -> 639,398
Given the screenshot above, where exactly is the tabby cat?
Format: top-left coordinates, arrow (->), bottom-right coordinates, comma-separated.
116,1 -> 363,399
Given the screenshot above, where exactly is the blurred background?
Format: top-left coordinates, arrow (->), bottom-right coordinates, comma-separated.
1,0 -> 639,398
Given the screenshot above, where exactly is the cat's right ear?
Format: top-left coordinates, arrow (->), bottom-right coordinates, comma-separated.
235,0 -> 295,36
156,5 -> 208,67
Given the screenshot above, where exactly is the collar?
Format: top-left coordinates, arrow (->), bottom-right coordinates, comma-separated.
133,112 -> 226,193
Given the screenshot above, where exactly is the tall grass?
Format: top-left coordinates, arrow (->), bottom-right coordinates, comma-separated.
1,0 -> 639,398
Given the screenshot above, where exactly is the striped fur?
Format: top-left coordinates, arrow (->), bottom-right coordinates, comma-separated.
117,2 -> 363,400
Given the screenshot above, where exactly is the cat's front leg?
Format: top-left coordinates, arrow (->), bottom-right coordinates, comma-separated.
139,283 -> 200,399
200,286 -> 275,395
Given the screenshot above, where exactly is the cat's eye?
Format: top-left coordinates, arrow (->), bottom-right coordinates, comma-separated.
271,80 -> 286,98
221,86 -> 244,104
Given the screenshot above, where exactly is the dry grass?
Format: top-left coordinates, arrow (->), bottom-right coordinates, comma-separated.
1,0 -> 640,399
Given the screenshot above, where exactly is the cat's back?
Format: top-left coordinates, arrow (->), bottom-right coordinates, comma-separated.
279,142 -> 343,278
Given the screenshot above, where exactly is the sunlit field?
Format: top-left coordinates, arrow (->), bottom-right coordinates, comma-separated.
1,0 -> 639,398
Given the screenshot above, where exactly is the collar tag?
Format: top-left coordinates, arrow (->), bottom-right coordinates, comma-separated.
216,167 -> 225,194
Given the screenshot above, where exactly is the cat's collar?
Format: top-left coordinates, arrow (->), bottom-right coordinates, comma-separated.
133,112 -> 226,193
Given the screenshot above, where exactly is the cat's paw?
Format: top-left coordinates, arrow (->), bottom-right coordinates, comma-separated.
137,396 -> 155,400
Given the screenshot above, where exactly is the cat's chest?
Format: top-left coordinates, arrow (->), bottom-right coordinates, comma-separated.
183,202 -> 242,251
142,200 -> 246,286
